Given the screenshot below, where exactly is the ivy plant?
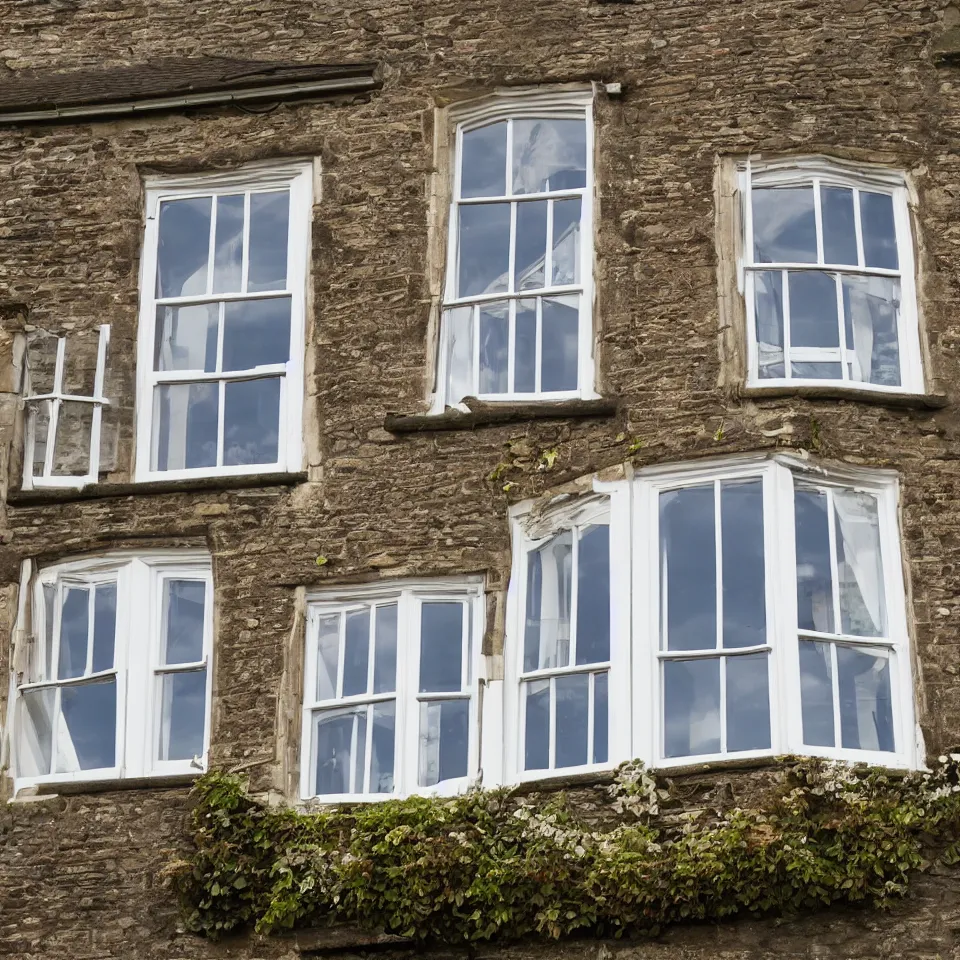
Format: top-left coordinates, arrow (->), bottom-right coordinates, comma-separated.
164,756 -> 960,943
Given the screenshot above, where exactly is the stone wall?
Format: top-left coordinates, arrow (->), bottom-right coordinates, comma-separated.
1,0 -> 960,956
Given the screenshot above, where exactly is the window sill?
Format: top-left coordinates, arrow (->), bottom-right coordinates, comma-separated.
738,384 -> 947,410
384,398 -> 619,433
7,471 -> 308,506
11,772 -> 201,799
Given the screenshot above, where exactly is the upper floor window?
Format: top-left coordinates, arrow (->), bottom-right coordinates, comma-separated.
740,159 -> 923,393
136,162 -> 311,481
301,579 -> 483,801
12,552 -> 213,789
22,325 -> 110,490
436,90 -> 596,409
505,457 -> 916,782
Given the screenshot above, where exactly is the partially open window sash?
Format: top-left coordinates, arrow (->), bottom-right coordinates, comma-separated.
136,163 -> 310,481
739,160 -> 923,394
12,554 -> 213,789
301,581 -> 484,802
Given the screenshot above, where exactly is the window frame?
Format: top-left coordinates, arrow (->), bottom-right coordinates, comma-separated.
135,160 -> 312,482
301,577 -> 485,803
22,325 -> 111,490
432,88 -> 598,411
10,551 -> 214,792
505,455 -> 918,783
738,157 -> 924,395
504,488 -> 632,784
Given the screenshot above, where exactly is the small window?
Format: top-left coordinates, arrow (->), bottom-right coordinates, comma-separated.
12,553 -> 213,788
22,326 -> 110,489
505,458 -> 917,781
740,159 -> 923,392
301,580 -> 483,800
436,90 -> 596,409
136,162 -> 311,481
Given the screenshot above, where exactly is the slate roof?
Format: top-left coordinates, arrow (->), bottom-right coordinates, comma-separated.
0,57 -> 379,122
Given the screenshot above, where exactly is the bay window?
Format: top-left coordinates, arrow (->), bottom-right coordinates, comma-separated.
506,456 -> 916,781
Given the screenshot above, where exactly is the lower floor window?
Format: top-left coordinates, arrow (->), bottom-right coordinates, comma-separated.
13,552 -> 213,786
302,580 -> 483,800
506,455 -> 916,781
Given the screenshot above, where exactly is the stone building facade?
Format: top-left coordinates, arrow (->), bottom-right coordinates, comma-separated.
1,0 -> 960,957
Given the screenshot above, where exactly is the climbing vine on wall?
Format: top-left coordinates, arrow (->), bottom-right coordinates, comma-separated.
165,757 -> 960,942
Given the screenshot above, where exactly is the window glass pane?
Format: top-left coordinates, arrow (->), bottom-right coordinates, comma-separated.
752,186 -> 816,264
370,701 -> 396,794
212,193 -> 245,294
799,640 -> 835,747
419,698 -> 469,786
342,609 -> 370,697
789,271 -> 839,348
16,688 -> 55,777
420,602 -> 464,693
314,706 -> 366,795
52,402 -> 93,477
515,200 -> 547,291
29,401 -> 51,479
163,579 -> 206,664
515,299 -> 537,394
153,382 -> 218,471
794,486 -> 835,634
834,490 -> 885,637
460,122 -> 507,198
223,298 -> 291,372
478,301 -> 509,395
58,587 -> 89,680
159,669 -> 207,761
754,270 -> 784,379
593,672 -> 608,764
223,377 -> 281,466
837,646 -> 894,752
154,304 -> 218,373
524,531 -> 573,671
56,679 -> 116,772
373,604 -> 398,694
860,191 -> 898,270
842,276 -> 901,387
790,361 -> 843,379
523,679 -> 550,770
555,673 -> 589,768
726,653 -> 771,751
458,203 -> 510,298
552,198 -> 581,286
721,480 -> 766,649
156,197 -> 211,298
663,658 -> 720,758
92,583 -> 116,674
248,190 -> 289,292
821,186 -> 858,265
42,583 -> 55,681
316,613 -> 340,701
541,295 -> 578,392
576,524 -> 610,664
444,305 -> 474,404
512,118 -> 586,194
660,485 -> 716,651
